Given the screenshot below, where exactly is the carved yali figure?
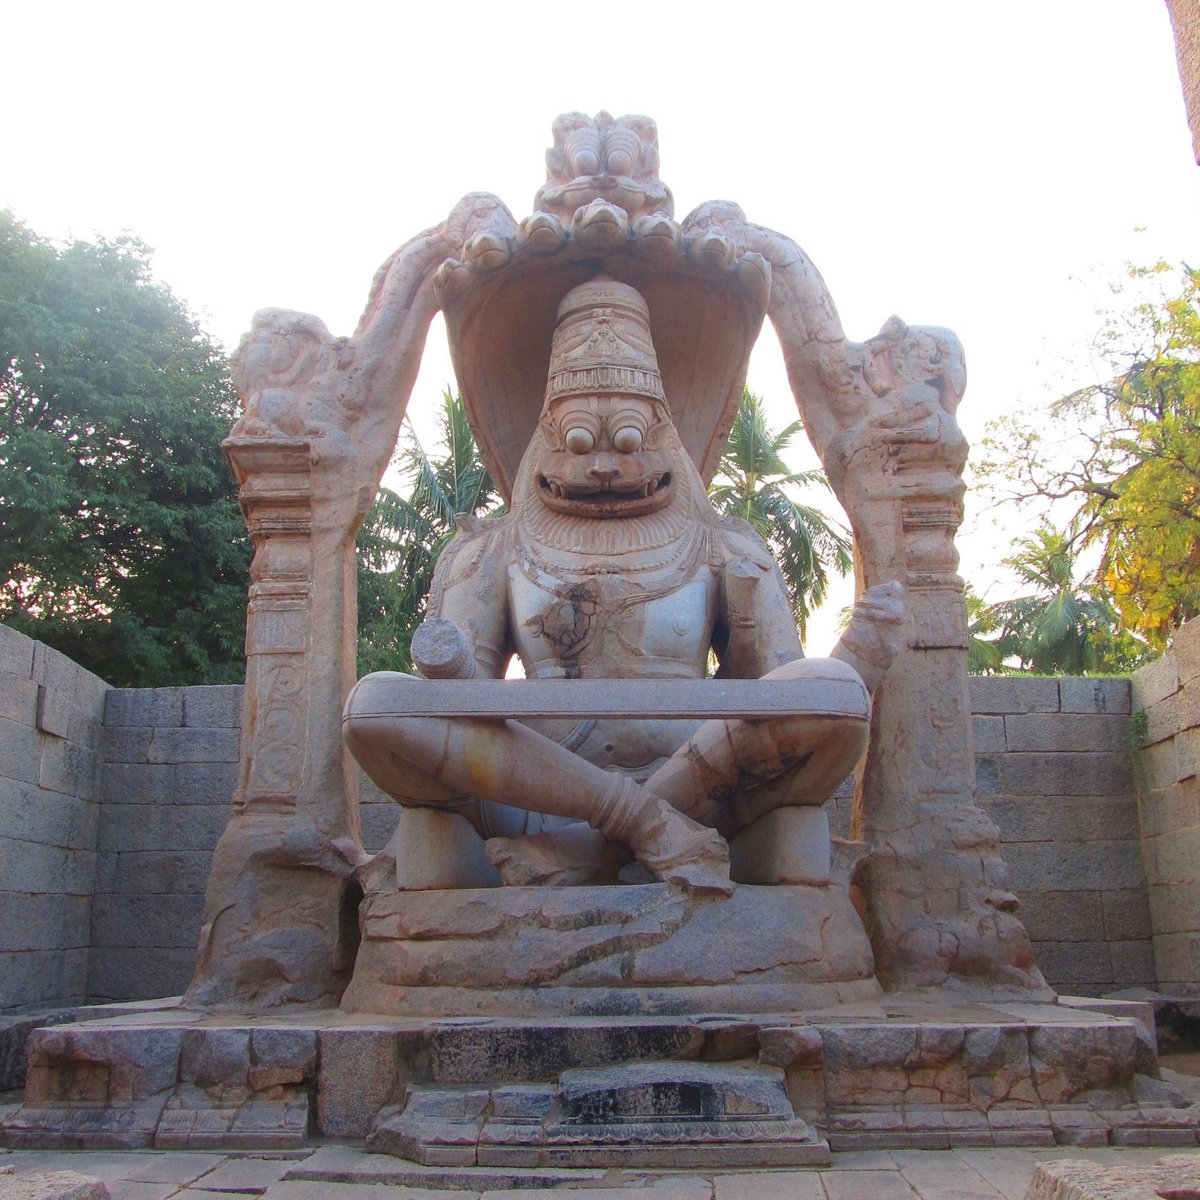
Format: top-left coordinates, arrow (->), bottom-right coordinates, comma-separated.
343,279 -> 905,893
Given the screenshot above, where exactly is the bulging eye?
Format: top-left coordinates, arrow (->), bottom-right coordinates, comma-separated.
612,425 -> 643,453
564,426 -> 595,455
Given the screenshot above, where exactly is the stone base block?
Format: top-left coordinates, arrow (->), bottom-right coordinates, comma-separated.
154,1091 -> 309,1149
342,881 -> 879,1016
369,1061 -> 830,1168
1027,1153 -> 1200,1199
1,1098 -> 167,1150
0,1172 -> 110,1200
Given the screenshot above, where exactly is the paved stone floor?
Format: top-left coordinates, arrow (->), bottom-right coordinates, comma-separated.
3,1145 -> 1200,1199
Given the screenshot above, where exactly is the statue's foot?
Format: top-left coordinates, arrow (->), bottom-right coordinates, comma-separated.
624,795 -> 733,895
593,774 -> 732,895
486,827 -> 631,886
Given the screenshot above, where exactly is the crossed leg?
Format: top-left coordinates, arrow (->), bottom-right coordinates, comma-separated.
343,674 -> 730,892
644,656 -> 871,838
345,656 -> 870,892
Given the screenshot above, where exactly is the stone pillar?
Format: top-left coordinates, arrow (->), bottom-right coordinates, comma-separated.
185,439 -> 363,1008
820,325 -> 1046,995
182,193 -> 516,1009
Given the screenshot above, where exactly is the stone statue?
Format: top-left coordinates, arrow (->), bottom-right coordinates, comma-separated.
186,110 -> 1045,1010
343,277 -> 905,895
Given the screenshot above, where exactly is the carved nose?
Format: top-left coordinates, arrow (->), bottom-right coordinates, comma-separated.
587,464 -> 619,483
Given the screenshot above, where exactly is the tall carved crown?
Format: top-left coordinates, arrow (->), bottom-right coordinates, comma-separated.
544,280 -> 667,410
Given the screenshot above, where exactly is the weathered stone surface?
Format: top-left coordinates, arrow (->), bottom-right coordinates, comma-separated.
1027,1153 -> 1200,1200
1102,888 -> 1155,941
23,1025 -> 183,1104
980,796 -> 1139,844
971,677 -> 1061,715
1018,892 -> 1106,944
181,686 -> 243,729
1174,615 -> 1200,685
146,727 -> 240,765
369,1062 -> 830,1168
85,947 -> 198,1004
103,688 -> 183,729
317,1029 -> 404,1139
0,1009 -> 77,1091
0,1172 -> 110,1200
0,672 -> 42,725
729,807 -> 830,885
972,714 -> 1007,753
1134,649 -> 1184,713
1059,677 -> 1132,715
1004,841 -> 1146,893
0,949 -> 89,1012
343,882 -> 878,1016
1031,942 -> 1121,988
179,1028 -> 251,1090
1003,713 -> 1129,754
0,623 -> 36,678
3,1004 -> 1188,1153
977,752 -> 1132,796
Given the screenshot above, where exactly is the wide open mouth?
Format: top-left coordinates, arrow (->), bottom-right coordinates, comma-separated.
536,471 -> 673,517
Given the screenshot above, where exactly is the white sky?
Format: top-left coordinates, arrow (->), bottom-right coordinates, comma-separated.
6,0 -> 1197,653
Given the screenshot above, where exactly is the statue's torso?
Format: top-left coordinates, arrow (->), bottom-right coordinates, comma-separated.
507,545 -> 717,780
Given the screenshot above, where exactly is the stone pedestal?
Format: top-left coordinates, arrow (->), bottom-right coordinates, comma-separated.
341,880 -> 879,1017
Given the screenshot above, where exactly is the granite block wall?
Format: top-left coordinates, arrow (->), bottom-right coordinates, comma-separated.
1131,616 -> 1200,995
971,674 -> 1152,996
0,626 -> 107,1011
88,684 -> 243,1002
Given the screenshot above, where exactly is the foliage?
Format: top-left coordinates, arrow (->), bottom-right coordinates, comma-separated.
967,527 -> 1148,675
356,390 -> 501,674
0,211 -> 250,687
978,262 -> 1200,655
964,586 -> 1004,675
708,390 -> 853,638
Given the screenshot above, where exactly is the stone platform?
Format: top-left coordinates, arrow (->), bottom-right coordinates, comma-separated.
342,881 -> 880,1017
3,996 -> 1200,1164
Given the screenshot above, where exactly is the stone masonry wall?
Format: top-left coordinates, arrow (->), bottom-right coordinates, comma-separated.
971,675 -> 1154,996
89,685 -> 243,1002
87,684 -> 395,1003
0,626 -> 107,1011
1131,616 -> 1200,995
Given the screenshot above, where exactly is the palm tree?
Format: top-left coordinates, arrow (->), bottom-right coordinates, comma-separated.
964,586 -> 1005,675
707,390 -> 853,638
980,526 -> 1147,674
356,390 -> 501,674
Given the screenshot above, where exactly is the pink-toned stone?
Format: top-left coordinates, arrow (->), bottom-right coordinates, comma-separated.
193,107 -> 1040,1018
1027,1153 -> 1200,1200
0,1174 -> 109,1200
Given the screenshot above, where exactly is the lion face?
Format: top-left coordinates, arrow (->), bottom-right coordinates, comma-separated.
534,395 -> 676,518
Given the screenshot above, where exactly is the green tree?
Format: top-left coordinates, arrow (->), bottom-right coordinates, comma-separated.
356,390 -> 501,674
970,527 -> 1146,675
0,212 -> 250,687
979,261 -> 1200,653
708,389 -> 853,638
